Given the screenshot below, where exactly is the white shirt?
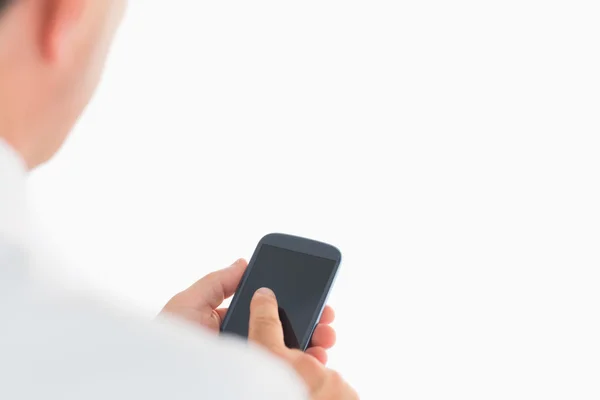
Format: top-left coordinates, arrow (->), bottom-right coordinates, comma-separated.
0,139 -> 307,399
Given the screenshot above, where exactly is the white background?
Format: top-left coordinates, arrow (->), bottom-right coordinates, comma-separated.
28,0 -> 599,398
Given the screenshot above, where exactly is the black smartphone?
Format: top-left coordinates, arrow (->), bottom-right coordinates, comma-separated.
220,233 -> 342,351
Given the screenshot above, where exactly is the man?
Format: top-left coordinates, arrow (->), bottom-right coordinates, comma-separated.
0,1 -> 358,398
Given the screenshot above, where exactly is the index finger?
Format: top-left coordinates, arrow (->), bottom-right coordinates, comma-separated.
176,259 -> 248,310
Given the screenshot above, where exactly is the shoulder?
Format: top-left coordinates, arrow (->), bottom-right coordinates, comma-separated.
0,287 -> 307,400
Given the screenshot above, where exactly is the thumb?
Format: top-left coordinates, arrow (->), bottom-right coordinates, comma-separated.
249,288 -> 286,353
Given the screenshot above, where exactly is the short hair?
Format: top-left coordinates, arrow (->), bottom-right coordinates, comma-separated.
0,0 -> 11,15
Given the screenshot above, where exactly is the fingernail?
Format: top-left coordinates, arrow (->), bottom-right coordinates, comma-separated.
256,287 -> 275,298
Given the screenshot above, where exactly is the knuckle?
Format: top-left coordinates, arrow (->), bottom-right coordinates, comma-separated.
200,272 -> 218,285
252,314 -> 281,328
163,292 -> 186,308
205,272 -> 222,290
248,319 -> 282,344
204,271 -> 216,280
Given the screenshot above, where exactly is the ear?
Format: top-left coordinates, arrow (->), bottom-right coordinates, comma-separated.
40,0 -> 85,63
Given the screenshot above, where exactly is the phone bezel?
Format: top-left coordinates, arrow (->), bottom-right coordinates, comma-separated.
220,233 -> 342,351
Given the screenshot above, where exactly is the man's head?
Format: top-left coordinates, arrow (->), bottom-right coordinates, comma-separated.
0,0 -> 126,169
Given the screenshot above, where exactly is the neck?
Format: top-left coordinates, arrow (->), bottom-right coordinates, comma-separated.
0,134 -> 26,171
0,121 -> 34,170
0,60 -> 35,169
0,68 -> 52,170
0,54 -> 39,170
0,5 -> 45,171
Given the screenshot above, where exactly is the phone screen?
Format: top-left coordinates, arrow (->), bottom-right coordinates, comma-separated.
222,244 -> 337,349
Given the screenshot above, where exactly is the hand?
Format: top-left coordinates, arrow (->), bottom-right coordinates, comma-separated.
160,259 -> 337,364
249,288 -> 359,399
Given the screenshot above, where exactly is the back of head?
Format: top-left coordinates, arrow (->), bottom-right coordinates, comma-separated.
0,0 -> 126,169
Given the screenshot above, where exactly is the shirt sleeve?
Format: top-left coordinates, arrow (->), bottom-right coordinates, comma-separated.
0,287 -> 308,400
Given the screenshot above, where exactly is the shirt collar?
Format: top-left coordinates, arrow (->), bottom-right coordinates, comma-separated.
0,137 -> 27,173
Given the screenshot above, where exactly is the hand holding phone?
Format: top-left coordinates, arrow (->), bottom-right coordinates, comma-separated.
249,288 -> 359,399
221,233 -> 341,351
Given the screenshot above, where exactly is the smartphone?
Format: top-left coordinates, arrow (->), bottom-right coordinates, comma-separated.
220,233 -> 342,351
